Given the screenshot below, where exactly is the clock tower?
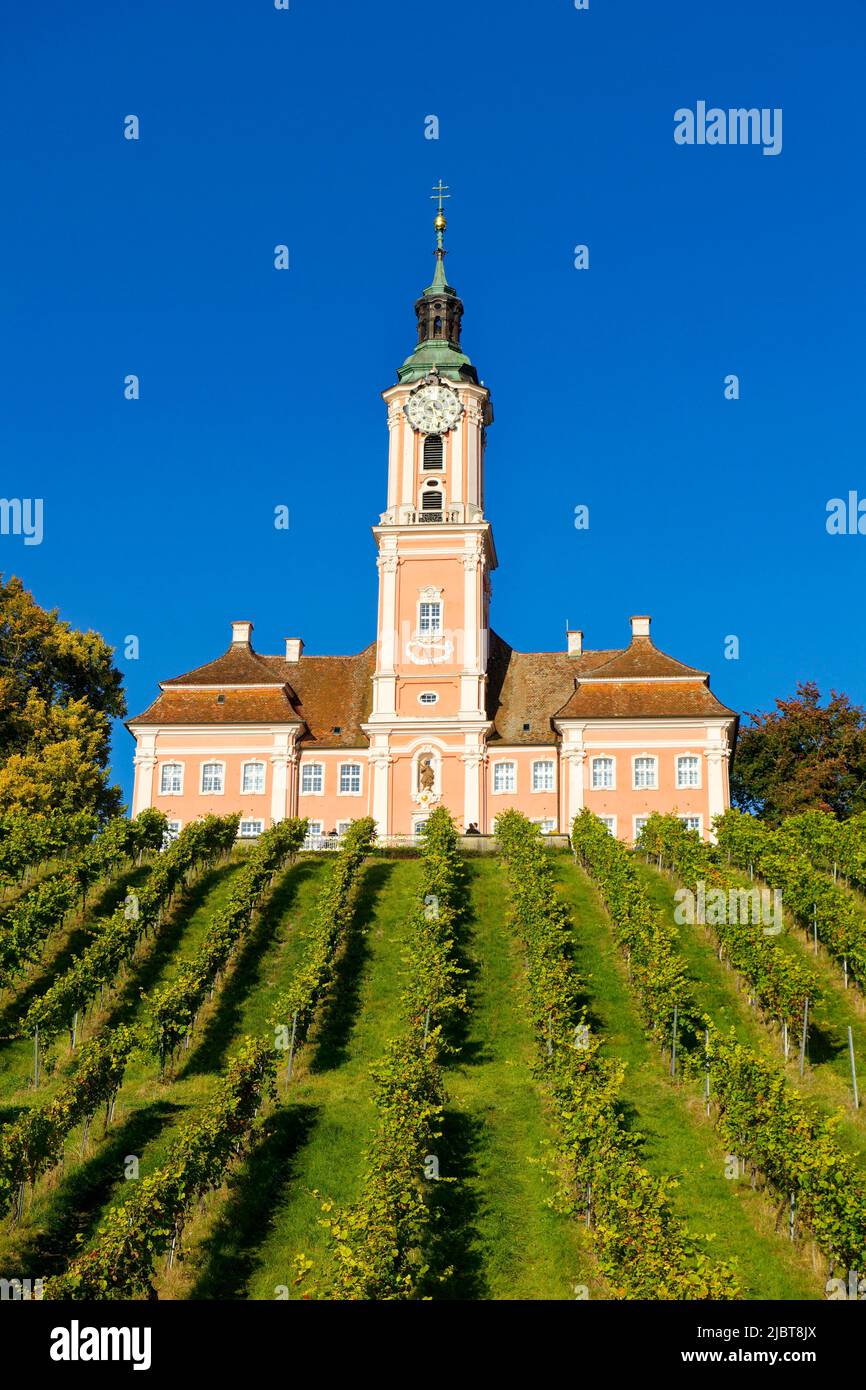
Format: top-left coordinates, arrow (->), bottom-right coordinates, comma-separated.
363,185 -> 496,835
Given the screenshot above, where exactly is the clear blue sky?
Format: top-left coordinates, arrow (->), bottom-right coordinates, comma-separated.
2,1 -> 864,807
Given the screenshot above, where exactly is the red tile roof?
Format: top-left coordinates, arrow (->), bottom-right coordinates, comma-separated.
129,687 -> 300,725
554,679 -> 734,720
128,630 -> 734,744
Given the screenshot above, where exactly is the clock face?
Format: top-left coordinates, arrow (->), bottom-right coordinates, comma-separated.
404,383 -> 463,434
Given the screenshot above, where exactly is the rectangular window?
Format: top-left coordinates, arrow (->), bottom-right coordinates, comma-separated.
419,601 -> 442,635
241,762 -> 265,794
591,757 -> 614,790
301,763 -> 324,794
339,763 -> 362,795
163,820 -> 181,845
679,815 -> 702,834
493,762 -> 516,793
599,816 -> 616,836
531,817 -> 557,834
531,760 -> 555,792
634,816 -> 649,839
336,820 -> 352,835
633,756 -> 657,789
677,755 -> 700,789
306,820 -> 323,837
201,762 -> 224,794
239,819 -> 264,839
160,763 -> 183,795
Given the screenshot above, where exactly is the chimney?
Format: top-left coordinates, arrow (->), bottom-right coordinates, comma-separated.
231,620 -> 253,646
566,629 -> 584,657
284,637 -> 304,663
630,615 -> 651,639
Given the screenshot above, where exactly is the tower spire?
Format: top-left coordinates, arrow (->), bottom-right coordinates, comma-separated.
397,183 -> 478,384
429,179 -> 451,293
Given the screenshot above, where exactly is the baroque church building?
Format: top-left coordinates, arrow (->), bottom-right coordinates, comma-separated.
129,196 -> 736,842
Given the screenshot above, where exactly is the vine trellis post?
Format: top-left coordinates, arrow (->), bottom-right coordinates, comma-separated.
799,999 -> 809,1078
849,1026 -> 860,1110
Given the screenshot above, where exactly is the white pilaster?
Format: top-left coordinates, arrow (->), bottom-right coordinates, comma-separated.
132,734 -> 157,815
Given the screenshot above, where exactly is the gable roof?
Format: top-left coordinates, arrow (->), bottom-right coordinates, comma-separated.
128,641 -> 377,747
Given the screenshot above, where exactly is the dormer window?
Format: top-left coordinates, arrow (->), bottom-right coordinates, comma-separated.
423,435 -> 443,469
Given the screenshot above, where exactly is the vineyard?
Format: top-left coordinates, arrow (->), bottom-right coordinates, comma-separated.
1,806 -> 865,1301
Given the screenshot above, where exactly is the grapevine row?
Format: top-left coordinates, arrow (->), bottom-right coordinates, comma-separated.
717,809 -> 866,989
0,1027 -> 135,1218
146,817 -> 308,1066
498,810 -> 739,1299
43,1037 -> 276,1299
32,821 -> 376,1288
21,814 -> 240,1047
270,817 -> 377,1050
573,809 -> 866,1273
321,808 -> 467,1300
0,810 -> 166,993
636,812 -> 817,1036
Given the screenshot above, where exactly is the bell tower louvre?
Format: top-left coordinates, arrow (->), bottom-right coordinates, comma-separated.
127,188 -> 737,844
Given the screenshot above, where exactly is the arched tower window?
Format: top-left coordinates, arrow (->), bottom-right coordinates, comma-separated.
421,489 -> 442,511
433,315 -> 442,336
423,435 -> 443,469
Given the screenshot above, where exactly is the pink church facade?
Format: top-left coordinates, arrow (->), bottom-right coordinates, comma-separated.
128,200 -> 736,843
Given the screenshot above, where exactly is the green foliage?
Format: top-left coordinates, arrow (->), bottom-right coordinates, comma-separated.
43,1037 -> 276,1300
576,808 -> 866,1274
731,681 -> 866,821
499,810 -> 739,1299
0,1026 -> 136,1215
571,810 -> 700,1047
0,574 -> 126,819
321,807 -> 467,1300
21,814 -> 239,1044
717,809 -> 866,988
636,812 -> 817,1032
0,807 -> 98,887
0,810 -> 167,992
271,817 -> 376,1044
146,818 -> 308,1064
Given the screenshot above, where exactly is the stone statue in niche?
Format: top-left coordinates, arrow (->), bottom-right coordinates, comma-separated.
418,757 -> 436,791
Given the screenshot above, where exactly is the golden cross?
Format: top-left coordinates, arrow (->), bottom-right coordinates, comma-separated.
431,180 -> 450,212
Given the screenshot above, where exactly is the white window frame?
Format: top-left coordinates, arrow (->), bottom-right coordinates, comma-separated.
336,820 -> 352,836
676,754 -> 702,790
599,815 -> 617,837
306,819 -> 324,836
633,815 -> 650,840
591,756 -> 615,791
300,762 -> 324,796
159,762 -> 184,796
632,755 -> 658,791
412,815 -> 430,838
679,814 -> 703,835
531,817 -> 558,834
200,761 -> 225,795
241,761 -> 266,795
492,761 -> 517,794
418,598 -> 443,636
238,818 -> 264,839
418,691 -> 439,706
338,762 -> 362,796
163,819 -> 182,845
531,759 -> 556,793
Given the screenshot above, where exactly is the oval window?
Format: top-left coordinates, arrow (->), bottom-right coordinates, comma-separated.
418,692 -> 438,705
